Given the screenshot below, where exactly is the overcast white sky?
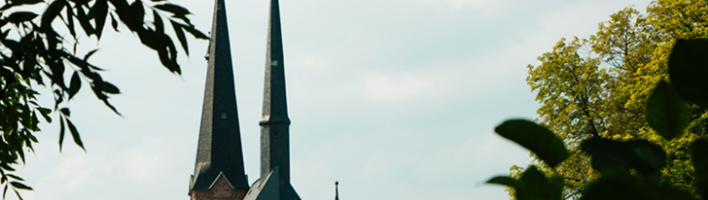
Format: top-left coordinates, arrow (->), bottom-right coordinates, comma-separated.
11,0 -> 652,199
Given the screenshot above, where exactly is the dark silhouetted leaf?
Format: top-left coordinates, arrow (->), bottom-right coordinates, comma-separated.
103,82 -> 120,94
171,20 -> 188,55
581,138 -> 666,175
59,115 -> 65,152
7,12 -> 38,24
515,166 -> 563,200
495,119 -> 569,168
487,176 -> 521,189
6,174 -> 22,181
645,80 -> 690,140
36,107 -> 51,123
183,25 -> 208,39
66,4 -> 77,38
65,118 -> 85,151
154,3 -> 190,16
84,49 -> 99,61
76,6 -> 95,36
580,170 -> 692,200
110,13 -> 119,31
94,0 -> 108,39
60,107 -> 70,117
0,163 -> 15,172
13,188 -> 22,200
69,71 -> 81,99
692,139 -> 708,197
669,39 -> 708,108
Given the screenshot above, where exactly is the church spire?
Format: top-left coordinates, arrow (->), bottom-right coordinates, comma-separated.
335,181 -> 340,200
242,0 -> 300,199
259,0 -> 290,180
190,0 -> 249,195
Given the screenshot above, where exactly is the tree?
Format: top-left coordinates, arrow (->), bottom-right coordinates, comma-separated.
509,1 -> 708,199
0,0 -> 207,198
488,29 -> 708,200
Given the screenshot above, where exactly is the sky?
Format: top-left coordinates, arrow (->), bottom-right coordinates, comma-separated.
10,0 -> 653,199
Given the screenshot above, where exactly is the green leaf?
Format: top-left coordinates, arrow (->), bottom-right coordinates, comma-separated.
668,39 -> 708,108
495,119 -> 569,168
487,176 -> 522,189
692,139 -> 708,198
645,80 -> 690,140
7,12 -> 38,24
170,20 -> 188,55
154,3 -> 190,16
581,138 -> 666,175
65,118 -> 85,151
69,71 -> 81,99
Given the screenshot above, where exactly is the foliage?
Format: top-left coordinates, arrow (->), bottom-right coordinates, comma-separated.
488,36 -> 708,199
498,1 -> 708,199
0,0 -> 208,198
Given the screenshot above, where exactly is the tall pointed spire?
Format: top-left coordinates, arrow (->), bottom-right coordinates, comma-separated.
190,0 -> 249,198
259,0 -> 290,181
243,0 -> 300,199
335,181 -> 340,200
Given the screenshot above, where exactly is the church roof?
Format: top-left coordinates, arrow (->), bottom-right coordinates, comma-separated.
191,0 -> 249,191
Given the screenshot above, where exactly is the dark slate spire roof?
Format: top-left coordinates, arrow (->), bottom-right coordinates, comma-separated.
335,181 -> 339,200
260,0 -> 289,126
191,0 -> 249,191
259,0 -> 291,181
244,0 -> 301,199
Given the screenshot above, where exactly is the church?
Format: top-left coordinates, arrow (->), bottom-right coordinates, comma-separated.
186,0 -> 301,199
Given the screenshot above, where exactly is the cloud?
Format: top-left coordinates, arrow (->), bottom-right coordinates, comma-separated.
363,71 -> 438,103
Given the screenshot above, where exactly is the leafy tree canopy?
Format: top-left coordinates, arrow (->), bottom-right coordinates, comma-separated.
507,0 -> 708,199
